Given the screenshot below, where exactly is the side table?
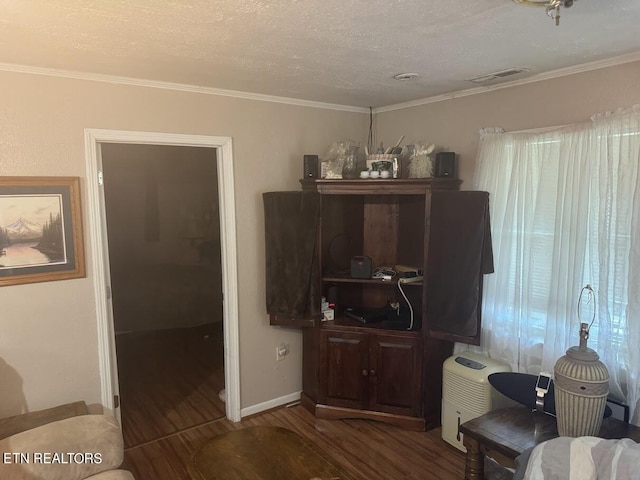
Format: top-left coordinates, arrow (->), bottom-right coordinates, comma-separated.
459,406 -> 640,480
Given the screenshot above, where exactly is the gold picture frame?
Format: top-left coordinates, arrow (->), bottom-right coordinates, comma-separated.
0,176 -> 85,286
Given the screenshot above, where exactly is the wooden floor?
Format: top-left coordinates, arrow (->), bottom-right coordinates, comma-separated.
116,322 -> 226,448
117,322 -> 469,479
122,404 -> 467,480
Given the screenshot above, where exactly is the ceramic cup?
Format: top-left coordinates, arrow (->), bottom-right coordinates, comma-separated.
380,170 -> 391,179
360,170 -> 370,179
370,170 -> 380,179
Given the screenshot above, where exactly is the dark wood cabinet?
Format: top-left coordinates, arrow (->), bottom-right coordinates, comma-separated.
319,329 -> 369,410
264,178 -> 493,431
369,332 -> 423,417
319,328 -> 422,418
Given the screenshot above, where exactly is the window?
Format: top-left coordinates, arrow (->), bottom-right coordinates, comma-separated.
472,108 -> 640,425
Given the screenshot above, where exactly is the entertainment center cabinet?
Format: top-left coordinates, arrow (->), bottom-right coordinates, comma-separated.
264,178 -> 493,431
319,327 -> 423,422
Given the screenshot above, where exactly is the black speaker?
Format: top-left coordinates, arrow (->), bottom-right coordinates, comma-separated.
350,256 -> 372,279
435,152 -> 457,178
303,154 -> 319,178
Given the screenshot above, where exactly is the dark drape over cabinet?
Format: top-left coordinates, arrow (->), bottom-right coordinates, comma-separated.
263,191 -> 321,324
263,188 -> 493,345
425,191 -> 493,345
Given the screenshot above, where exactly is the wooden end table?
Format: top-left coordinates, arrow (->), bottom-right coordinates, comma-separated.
459,406 -> 640,480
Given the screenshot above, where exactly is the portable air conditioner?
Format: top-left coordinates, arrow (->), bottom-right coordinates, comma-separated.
441,352 -> 514,452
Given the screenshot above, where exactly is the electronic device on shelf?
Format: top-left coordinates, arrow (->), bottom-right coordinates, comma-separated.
372,267 -> 396,281
350,256 -> 372,279
395,264 -> 422,277
343,306 -> 390,324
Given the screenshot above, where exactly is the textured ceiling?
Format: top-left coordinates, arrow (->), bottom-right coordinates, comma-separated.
1,0 -> 639,108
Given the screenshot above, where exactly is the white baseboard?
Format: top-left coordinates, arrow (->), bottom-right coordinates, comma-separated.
240,391 -> 302,418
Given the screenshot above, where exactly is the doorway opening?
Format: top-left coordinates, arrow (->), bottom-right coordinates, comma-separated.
84,130 -> 240,434
101,143 -> 225,447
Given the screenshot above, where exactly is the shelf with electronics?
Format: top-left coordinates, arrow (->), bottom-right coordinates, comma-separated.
263,175 -> 493,431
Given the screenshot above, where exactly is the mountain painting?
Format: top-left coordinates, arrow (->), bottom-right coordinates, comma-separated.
0,177 -> 84,286
0,194 -> 67,269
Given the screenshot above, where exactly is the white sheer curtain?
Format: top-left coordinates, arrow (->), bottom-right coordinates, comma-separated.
470,106 -> 640,425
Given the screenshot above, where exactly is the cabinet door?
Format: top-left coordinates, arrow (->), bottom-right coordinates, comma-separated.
425,191 -> 493,345
263,191 -> 321,327
369,334 -> 422,417
319,330 -> 369,410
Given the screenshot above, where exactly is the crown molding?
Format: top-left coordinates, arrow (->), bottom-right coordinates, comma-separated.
0,62 -> 369,114
375,51 -> 640,113
1,51 -> 639,115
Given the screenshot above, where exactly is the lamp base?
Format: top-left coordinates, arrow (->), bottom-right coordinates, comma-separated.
554,345 -> 609,437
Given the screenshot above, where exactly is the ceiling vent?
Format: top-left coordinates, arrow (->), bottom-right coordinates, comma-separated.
466,67 -> 531,85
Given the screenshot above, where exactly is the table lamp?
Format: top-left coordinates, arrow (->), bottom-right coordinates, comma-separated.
554,285 -> 610,436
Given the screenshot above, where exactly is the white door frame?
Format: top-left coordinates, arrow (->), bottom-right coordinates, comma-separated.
84,128 -> 241,422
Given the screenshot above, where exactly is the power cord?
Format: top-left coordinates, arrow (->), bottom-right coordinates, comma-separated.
368,106 -> 374,155
397,276 -> 423,330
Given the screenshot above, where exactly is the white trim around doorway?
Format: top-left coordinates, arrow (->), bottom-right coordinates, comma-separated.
84,129 -> 241,422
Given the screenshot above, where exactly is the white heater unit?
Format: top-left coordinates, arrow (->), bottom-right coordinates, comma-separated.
441,352 -> 514,452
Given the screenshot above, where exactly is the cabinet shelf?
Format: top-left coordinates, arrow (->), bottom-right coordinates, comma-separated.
322,275 -> 423,286
322,315 -> 421,334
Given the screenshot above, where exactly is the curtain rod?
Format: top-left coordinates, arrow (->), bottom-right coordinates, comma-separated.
508,123 -> 569,134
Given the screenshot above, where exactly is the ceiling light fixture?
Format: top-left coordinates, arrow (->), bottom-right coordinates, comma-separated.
393,73 -> 419,81
513,0 -> 578,26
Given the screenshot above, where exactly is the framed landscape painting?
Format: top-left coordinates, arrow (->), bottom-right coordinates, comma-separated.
0,177 -> 85,286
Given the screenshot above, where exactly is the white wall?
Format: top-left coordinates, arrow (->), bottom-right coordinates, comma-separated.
0,70 -> 368,416
1,59 -> 639,418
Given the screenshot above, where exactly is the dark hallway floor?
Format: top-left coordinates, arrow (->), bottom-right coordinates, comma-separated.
115,322 -> 225,448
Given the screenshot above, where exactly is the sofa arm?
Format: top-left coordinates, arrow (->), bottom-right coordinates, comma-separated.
0,401 -> 89,440
0,415 -> 127,480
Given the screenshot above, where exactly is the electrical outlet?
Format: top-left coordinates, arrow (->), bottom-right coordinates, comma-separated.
276,343 -> 289,361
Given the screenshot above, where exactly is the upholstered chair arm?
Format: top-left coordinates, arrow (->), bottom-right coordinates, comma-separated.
0,414 -> 127,480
